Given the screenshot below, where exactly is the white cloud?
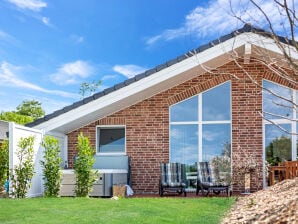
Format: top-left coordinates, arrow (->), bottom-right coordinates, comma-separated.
113,64 -> 147,79
0,61 -> 79,99
0,30 -> 18,44
7,0 -> 52,27
170,128 -> 181,140
50,60 -> 95,85
70,35 -> 84,44
8,0 -> 47,11
41,16 -> 51,26
101,75 -> 119,81
146,0 -> 298,46
203,130 -> 221,142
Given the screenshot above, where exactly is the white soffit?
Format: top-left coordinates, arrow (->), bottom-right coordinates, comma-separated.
32,32 -> 295,133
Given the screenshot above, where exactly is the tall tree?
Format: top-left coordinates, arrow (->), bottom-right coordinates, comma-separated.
0,111 -> 33,125
16,100 -> 45,120
0,100 -> 45,124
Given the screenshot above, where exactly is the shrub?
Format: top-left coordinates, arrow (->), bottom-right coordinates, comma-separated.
211,155 -> 232,184
74,133 -> 97,197
41,136 -> 62,197
0,140 -> 9,191
11,136 -> 35,198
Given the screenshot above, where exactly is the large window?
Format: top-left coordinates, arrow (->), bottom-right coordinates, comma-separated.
263,80 -> 297,165
170,81 -> 231,191
96,126 -> 125,154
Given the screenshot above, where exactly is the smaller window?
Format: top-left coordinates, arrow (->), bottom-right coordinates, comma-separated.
97,126 -> 125,154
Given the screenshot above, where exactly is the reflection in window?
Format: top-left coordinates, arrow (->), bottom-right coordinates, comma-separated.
263,80 -> 293,119
203,83 -> 231,121
202,124 -> 231,161
97,127 -> 125,153
170,125 -> 198,164
170,96 -> 198,122
169,81 -> 231,191
170,125 -> 198,190
263,80 -> 297,165
265,124 -> 291,165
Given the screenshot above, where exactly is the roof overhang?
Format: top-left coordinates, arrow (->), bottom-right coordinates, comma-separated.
31,32 -> 298,134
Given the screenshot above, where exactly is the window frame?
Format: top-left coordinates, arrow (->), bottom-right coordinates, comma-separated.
169,81 -> 232,163
262,79 -> 297,161
96,125 -> 126,155
262,79 -> 297,186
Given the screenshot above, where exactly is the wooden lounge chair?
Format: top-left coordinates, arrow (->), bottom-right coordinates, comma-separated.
196,162 -> 230,196
159,163 -> 187,197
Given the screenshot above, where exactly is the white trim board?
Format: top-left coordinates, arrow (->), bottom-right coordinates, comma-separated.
31,32 -> 297,134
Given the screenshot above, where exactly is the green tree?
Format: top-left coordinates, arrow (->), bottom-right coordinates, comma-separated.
16,100 -> 45,120
0,140 -> 9,192
11,136 -> 35,198
41,136 -> 62,197
0,100 -> 45,125
0,111 -> 33,125
74,133 -> 97,197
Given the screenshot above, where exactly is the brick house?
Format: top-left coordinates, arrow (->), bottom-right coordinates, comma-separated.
28,24 -> 298,194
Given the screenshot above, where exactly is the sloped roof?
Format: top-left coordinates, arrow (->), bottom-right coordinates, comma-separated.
26,24 -> 294,133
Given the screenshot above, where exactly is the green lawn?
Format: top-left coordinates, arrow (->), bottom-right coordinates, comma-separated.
0,197 -> 235,224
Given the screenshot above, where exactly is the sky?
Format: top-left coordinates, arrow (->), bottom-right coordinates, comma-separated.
0,0 -> 295,114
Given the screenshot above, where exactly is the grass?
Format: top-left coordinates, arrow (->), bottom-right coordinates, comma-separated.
0,197 -> 235,224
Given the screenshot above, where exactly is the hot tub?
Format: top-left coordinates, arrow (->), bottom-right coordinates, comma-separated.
61,155 -> 131,197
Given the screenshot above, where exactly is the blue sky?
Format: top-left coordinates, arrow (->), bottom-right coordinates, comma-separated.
0,0 -> 292,114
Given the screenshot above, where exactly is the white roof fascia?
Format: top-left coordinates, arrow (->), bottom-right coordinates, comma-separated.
32,32 -> 296,133
245,32 -> 298,59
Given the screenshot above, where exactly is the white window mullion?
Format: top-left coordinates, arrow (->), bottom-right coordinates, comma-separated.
292,90 -> 297,160
198,94 -> 203,162
292,122 -> 296,160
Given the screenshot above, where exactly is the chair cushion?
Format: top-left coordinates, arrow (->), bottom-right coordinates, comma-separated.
160,163 -> 186,187
198,161 -> 230,187
198,162 -> 218,183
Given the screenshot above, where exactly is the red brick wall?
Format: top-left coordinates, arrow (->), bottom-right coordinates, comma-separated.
67,60 -> 297,194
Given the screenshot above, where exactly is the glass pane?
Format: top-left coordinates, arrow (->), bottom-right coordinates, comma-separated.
202,124 -> 231,162
98,128 -> 125,153
202,82 -> 231,121
265,124 -> 292,165
170,124 -> 198,191
263,80 -> 293,119
170,96 -> 198,122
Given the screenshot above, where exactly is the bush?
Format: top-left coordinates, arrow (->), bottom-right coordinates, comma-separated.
41,136 -> 62,197
74,133 -> 97,197
0,140 -> 9,191
11,136 -> 35,198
